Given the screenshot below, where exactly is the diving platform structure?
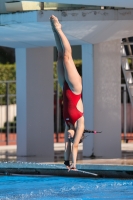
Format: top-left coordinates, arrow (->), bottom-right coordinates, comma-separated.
0,0 -> 133,161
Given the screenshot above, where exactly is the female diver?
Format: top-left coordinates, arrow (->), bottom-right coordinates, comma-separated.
50,15 -> 84,170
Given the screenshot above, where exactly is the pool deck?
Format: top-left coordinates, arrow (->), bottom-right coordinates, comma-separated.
0,143 -> 133,178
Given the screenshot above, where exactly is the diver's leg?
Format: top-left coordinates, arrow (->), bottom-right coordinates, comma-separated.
71,116 -> 84,169
50,18 -> 62,53
56,56 -> 65,89
50,15 -> 82,94
50,18 -> 65,89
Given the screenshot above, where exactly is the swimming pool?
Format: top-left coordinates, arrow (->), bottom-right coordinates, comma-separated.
0,175 -> 133,200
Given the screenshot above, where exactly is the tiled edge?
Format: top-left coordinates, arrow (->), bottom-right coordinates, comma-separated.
0,162 -> 133,170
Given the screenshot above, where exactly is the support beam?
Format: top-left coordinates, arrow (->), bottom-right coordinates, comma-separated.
82,44 -> 94,157
93,40 -> 121,158
82,40 -> 121,158
16,47 -> 54,162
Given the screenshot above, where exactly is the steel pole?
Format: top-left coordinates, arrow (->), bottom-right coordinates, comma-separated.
6,82 -> 9,145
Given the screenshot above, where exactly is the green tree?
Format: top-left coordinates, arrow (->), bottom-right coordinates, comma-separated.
0,63 -> 16,104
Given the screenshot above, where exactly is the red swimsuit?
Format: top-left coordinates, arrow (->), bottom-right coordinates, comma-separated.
63,81 -> 83,126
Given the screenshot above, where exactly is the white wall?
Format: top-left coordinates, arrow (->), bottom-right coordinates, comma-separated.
0,104 -> 16,128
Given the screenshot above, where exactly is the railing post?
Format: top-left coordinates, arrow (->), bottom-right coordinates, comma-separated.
6,82 -> 9,145
123,85 -> 127,142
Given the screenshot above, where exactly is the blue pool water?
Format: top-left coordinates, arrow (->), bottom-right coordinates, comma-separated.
0,175 -> 133,200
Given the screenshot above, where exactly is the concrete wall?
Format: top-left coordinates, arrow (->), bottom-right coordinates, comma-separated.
93,40 -> 121,158
82,40 -> 121,158
82,44 -> 94,157
16,47 -> 54,161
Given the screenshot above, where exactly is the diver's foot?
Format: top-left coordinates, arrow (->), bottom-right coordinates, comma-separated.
50,15 -> 62,32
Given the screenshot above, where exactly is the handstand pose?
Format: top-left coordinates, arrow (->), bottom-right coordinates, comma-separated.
50,15 -> 84,170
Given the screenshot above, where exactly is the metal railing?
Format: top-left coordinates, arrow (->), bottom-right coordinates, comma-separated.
121,84 -> 133,142
0,80 -> 16,145
1,80 -> 132,145
0,80 -> 64,144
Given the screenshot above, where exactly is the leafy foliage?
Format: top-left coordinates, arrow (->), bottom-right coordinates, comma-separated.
0,63 -> 16,104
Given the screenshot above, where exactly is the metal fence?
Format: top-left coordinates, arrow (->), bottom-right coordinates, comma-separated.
0,80 -> 64,145
0,81 -> 16,145
0,80 -> 133,145
121,84 -> 133,142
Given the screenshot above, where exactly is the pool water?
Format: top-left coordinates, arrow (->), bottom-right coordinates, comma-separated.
0,175 -> 133,200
